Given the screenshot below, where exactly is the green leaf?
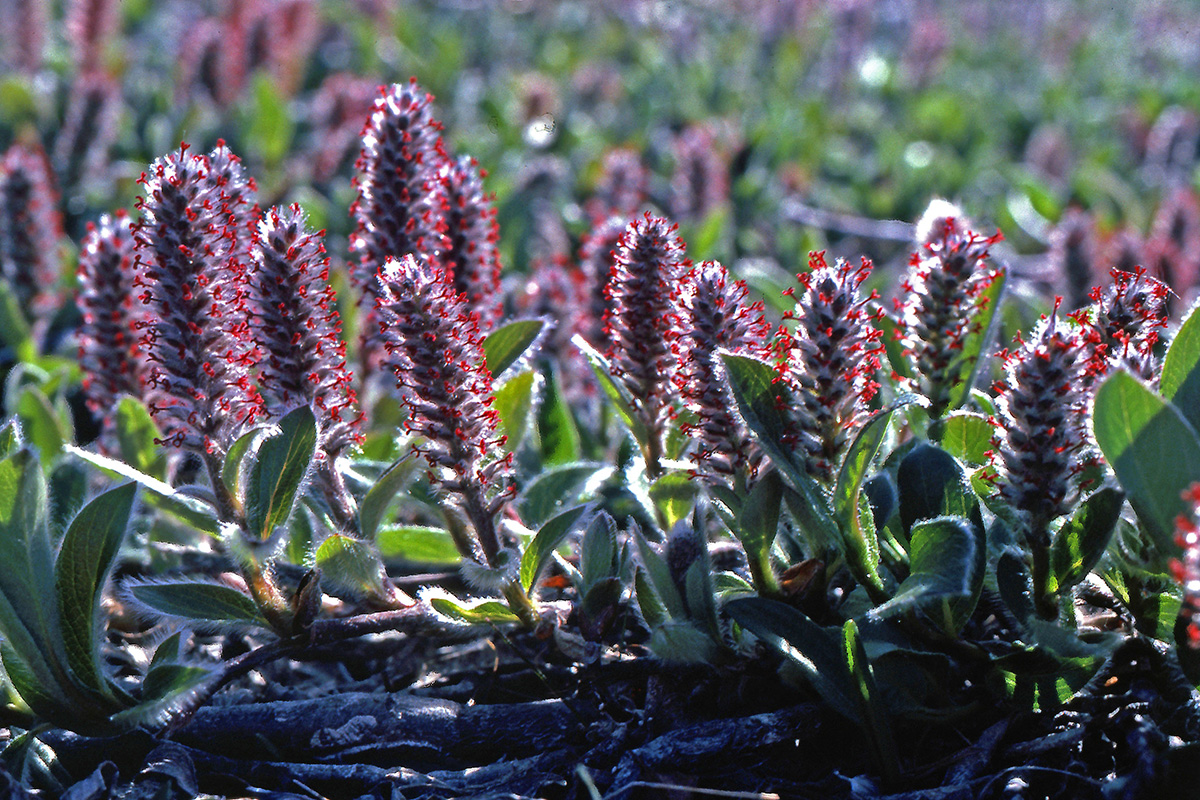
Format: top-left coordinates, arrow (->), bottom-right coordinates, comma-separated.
314,534 -> 386,598
124,580 -> 271,631
517,462 -> 605,527
536,369 -> 582,465
494,370 -> 536,450
115,398 -> 165,479
519,504 -> 591,592
54,483 -> 136,699
580,512 -> 617,590
16,387 -> 67,465
649,471 -> 696,530
943,267 -> 1006,413
430,595 -> 522,624
359,455 -> 417,541
737,469 -> 783,563
0,281 -> 35,362
897,443 -> 982,534
720,353 -> 841,548
725,597 -> 858,722
483,319 -> 544,379
140,663 -> 211,707
832,402 -> 915,589
879,313 -> 913,381
222,426 -> 260,502
376,525 -> 462,564
938,412 -> 995,465
0,418 -> 21,457
870,516 -> 985,635
1050,486 -> 1124,592
1092,370 -> 1200,555
633,525 -> 685,620
244,406 -> 317,542
0,450 -> 63,683
843,619 -> 900,786
1162,301 -> 1200,435
647,621 -> 718,664
574,334 -> 648,444
49,461 -> 89,536
65,446 -> 220,535
245,72 -> 293,165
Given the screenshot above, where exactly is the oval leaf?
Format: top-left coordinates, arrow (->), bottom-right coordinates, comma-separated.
519,504 -> 591,592
359,455 -> 418,541
1161,301 -> 1200,434
315,534 -> 387,598
377,525 -> 462,564
124,580 -> 270,631
1050,486 -> 1124,591
869,516 -> 985,634
54,482 -> 136,698
244,406 -> 318,542
1092,370 -> 1200,555
483,319 -> 545,379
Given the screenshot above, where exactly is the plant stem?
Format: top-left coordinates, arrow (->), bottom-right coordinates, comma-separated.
1028,524 -> 1058,621
202,449 -> 293,634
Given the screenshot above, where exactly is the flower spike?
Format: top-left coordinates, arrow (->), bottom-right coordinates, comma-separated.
77,211 -> 144,442
604,213 -> 690,476
777,253 -> 883,484
673,260 -> 770,484
894,200 -> 1002,418
133,142 -> 263,455
351,79 -> 450,370
376,254 -> 511,565
432,155 -> 503,328
249,204 -> 363,458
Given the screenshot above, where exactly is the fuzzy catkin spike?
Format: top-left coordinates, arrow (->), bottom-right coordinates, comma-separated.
55,72 -> 122,195
1076,267 -> 1170,387
65,0 -> 121,73
604,213 -> 690,476
376,254 -> 512,565
894,200 -> 1002,418
77,211 -> 143,426
249,204 -> 363,458
578,215 -> 626,350
433,156 -> 503,329
588,147 -> 648,220
993,307 -> 1090,531
133,143 -> 263,455
352,79 -> 450,370
673,260 -> 770,482
1,0 -> 47,74
669,124 -> 729,223
0,142 -> 63,321
778,253 -> 883,484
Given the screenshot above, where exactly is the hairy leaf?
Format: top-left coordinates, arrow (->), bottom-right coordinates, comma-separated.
517,462 -> 606,526
1092,370 -> 1200,555
1162,301 -> 1200,435
869,516 -> 985,634
66,446 -> 219,535
483,319 -> 544,379
124,580 -> 270,632
519,504 -> 591,592
376,525 -> 462,564
54,483 -> 136,698
359,455 -> 418,541
244,406 -> 317,542
1050,486 -> 1124,592
315,534 -> 387,598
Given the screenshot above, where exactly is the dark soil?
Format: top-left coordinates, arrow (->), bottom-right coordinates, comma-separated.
8,628 -> 1200,800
